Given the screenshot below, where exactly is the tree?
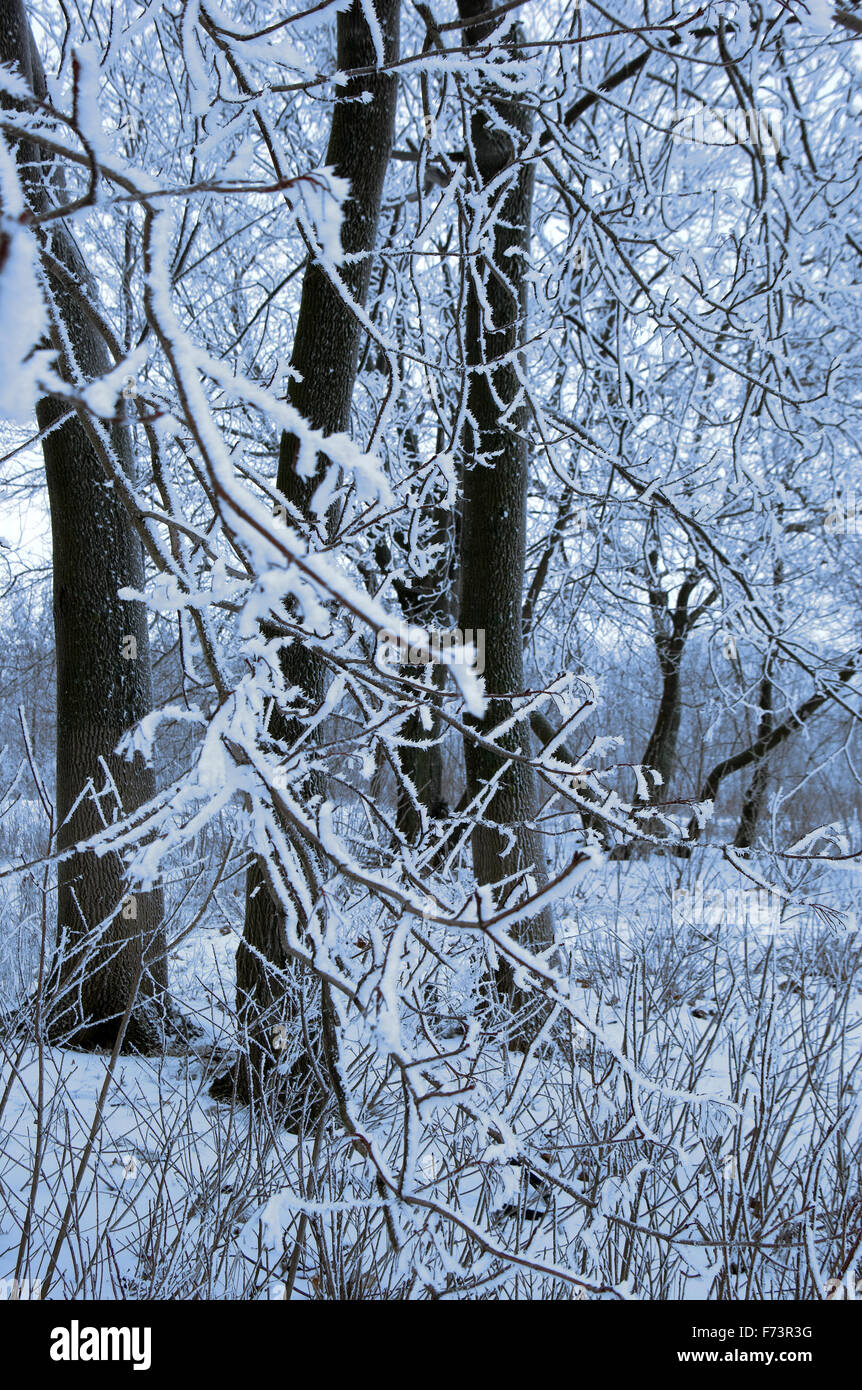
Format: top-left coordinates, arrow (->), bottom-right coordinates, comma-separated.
686,647 -> 862,847
0,0 -> 166,1050
456,0 -> 554,1018
233,0 -> 401,1111
3,0 -> 861,1299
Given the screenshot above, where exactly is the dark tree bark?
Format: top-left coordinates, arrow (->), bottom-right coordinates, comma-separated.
631,548 -> 707,844
733,553 -> 783,849
608,523 -> 717,858
456,0 -> 554,1013
233,0 -> 400,1112
641,626 -> 686,796
388,429 -> 456,841
0,0 -> 166,1051
733,659 -> 775,848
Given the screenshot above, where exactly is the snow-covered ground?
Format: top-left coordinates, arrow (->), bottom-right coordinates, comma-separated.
2,849 -> 859,1301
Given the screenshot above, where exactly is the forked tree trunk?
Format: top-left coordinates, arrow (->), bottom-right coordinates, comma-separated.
233,0 -> 400,1113
0,0 -> 166,1051
457,0 -> 554,1015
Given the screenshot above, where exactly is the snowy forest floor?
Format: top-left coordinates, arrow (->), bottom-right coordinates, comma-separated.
1,827 -> 860,1301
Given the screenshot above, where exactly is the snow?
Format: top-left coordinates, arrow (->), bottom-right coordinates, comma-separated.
296,166 -> 350,268
800,0 -> 834,35
72,44 -> 113,164
0,141 -> 53,422
0,0 -> 860,1307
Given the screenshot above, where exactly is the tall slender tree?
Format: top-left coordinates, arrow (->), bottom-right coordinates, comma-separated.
456,0 -> 554,1015
0,0 -> 166,1050
233,0 -> 400,1109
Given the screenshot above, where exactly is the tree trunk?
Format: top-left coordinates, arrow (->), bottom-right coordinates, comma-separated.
389,431 -> 455,841
233,0 -> 400,1111
734,556 -> 782,849
628,628 -> 686,852
642,648 -> 684,795
0,0 -> 166,1051
457,0 -> 554,1016
732,661 -> 774,849
623,554 -> 709,856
